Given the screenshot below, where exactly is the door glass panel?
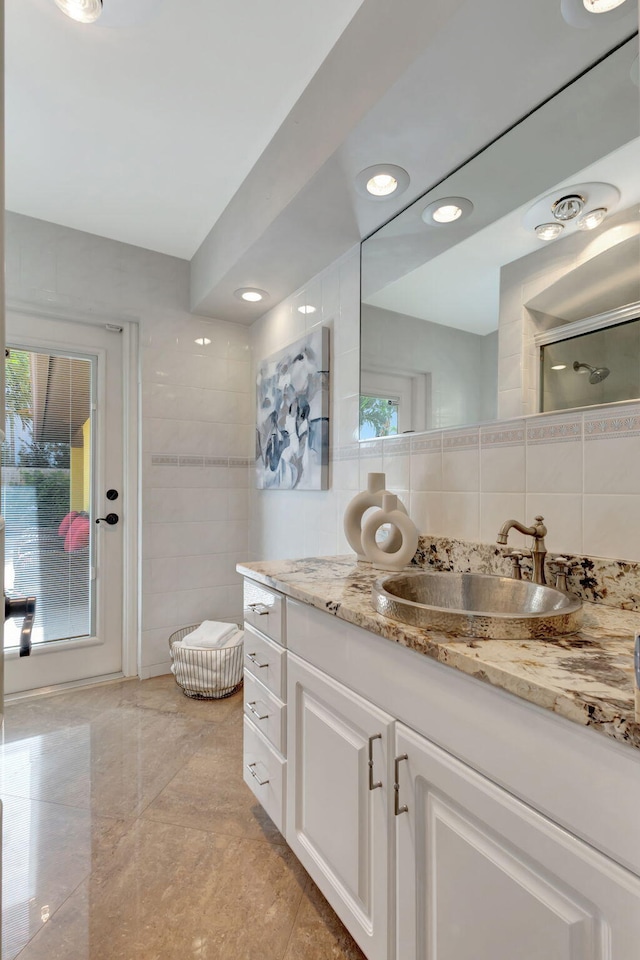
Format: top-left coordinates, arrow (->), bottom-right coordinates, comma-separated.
3,348 -> 94,648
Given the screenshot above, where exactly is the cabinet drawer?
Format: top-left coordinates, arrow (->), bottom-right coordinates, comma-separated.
243,716 -> 286,834
244,580 -> 284,644
243,625 -> 286,700
244,668 -> 287,755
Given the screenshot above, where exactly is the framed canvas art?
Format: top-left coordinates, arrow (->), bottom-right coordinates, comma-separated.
255,327 -> 329,490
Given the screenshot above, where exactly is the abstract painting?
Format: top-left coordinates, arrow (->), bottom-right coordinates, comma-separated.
256,327 -> 329,490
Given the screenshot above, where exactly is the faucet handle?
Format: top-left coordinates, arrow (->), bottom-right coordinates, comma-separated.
549,556 -> 572,592
503,550 -> 524,581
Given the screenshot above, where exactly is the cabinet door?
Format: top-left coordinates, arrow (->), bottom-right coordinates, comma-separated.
287,652 -> 394,960
395,723 -> 640,960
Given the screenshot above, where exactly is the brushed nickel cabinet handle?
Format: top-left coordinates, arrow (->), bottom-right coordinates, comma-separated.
248,602 -> 269,616
247,762 -> 269,786
368,733 -> 382,791
247,652 -> 269,668
394,754 -> 409,815
247,700 -> 269,721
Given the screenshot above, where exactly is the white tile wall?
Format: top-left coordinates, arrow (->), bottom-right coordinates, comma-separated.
6,212 -> 251,678
249,247 -> 640,566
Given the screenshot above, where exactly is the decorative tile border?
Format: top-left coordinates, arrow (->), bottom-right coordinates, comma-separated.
383,436 -> 411,457
151,454 -> 253,468
359,439 -> 383,459
480,426 -> 525,448
584,410 -> 640,441
411,433 -> 442,453
442,427 -> 479,451
526,415 -> 582,444
334,444 -> 360,462
411,535 -> 640,611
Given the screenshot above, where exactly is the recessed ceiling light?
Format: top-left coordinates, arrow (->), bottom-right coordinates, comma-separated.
561,0 -> 631,26
551,364 -> 567,370
54,0 -> 103,23
576,207 -> 607,231
535,223 -> 564,241
421,196 -> 474,226
297,305 -> 317,315
367,174 -> 398,196
583,0 -> 628,11
234,287 -> 268,303
433,204 -> 462,223
355,164 -> 410,200
194,337 -> 212,346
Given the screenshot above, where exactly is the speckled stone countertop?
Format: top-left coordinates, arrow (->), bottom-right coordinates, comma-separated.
237,556 -> 640,752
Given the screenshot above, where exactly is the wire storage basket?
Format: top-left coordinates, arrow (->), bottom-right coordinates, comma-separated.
168,623 -> 244,700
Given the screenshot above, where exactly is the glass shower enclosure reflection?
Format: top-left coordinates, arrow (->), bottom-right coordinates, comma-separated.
539,316 -> 640,413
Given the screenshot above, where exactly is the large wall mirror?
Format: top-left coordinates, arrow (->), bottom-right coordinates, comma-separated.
360,35 -> 640,439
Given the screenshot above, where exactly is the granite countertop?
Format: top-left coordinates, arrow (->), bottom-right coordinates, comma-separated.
237,556 -> 640,752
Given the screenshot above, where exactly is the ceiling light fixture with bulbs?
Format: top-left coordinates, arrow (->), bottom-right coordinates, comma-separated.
421,196 -> 474,226
524,181 -> 620,242
54,0 -> 103,23
355,164 -> 410,201
53,0 -> 167,27
560,0 -> 633,28
234,287 -> 268,304
583,0 -> 628,11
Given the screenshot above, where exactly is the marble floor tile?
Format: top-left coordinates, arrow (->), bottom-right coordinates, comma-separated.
284,879 -> 367,960
1,705 -> 219,819
142,745 -> 283,844
1,795 -> 130,960
2,675 -> 360,960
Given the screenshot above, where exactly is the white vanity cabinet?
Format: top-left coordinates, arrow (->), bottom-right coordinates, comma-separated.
242,582 -> 287,833
286,653 -> 394,960
241,579 -> 640,960
395,723 -> 640,960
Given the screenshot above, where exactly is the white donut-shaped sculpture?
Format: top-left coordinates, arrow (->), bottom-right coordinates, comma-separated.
343,472 -> 408,559
361,494 -> 419,571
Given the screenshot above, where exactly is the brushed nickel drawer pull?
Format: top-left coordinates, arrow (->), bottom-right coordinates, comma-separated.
247,700 -> 269,721
247,652 -> 269,669
248,602 -> 270,616
247,762 -> 269,786
394,754 -> 409,815
368,733 -> 382,791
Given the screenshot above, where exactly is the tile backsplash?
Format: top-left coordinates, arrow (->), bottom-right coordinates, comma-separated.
411,536 -> 640,612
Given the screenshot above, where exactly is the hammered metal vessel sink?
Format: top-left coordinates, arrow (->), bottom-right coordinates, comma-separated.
372,571 -> 582,640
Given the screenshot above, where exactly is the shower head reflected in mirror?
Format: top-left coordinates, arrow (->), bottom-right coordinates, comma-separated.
573,360 -> 611,384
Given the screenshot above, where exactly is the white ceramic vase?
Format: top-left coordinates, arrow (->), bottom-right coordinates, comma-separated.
343,472 -> 408,560
361,493 -> 419,571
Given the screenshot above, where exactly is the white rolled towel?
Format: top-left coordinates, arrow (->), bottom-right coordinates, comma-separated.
181,620 -> 237,648
171,629 -> 244,695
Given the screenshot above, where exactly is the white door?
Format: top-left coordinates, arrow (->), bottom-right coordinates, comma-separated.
286,652 -> 393,960
3,313 -> 125,694
395,722 -> 640,960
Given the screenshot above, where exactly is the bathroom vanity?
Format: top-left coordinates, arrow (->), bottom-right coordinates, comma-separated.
239,557 -> 640,960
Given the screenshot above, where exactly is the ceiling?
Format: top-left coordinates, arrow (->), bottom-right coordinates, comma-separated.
6,0 -> 366,258
6,0 -> 640,324
365,138 -> 640,336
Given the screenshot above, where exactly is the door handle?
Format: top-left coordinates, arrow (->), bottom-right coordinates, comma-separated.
96,513 -> 119,525
5,595 -> 37,657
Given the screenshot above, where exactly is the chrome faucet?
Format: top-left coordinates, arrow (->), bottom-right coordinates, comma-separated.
497,516 -> 547,585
